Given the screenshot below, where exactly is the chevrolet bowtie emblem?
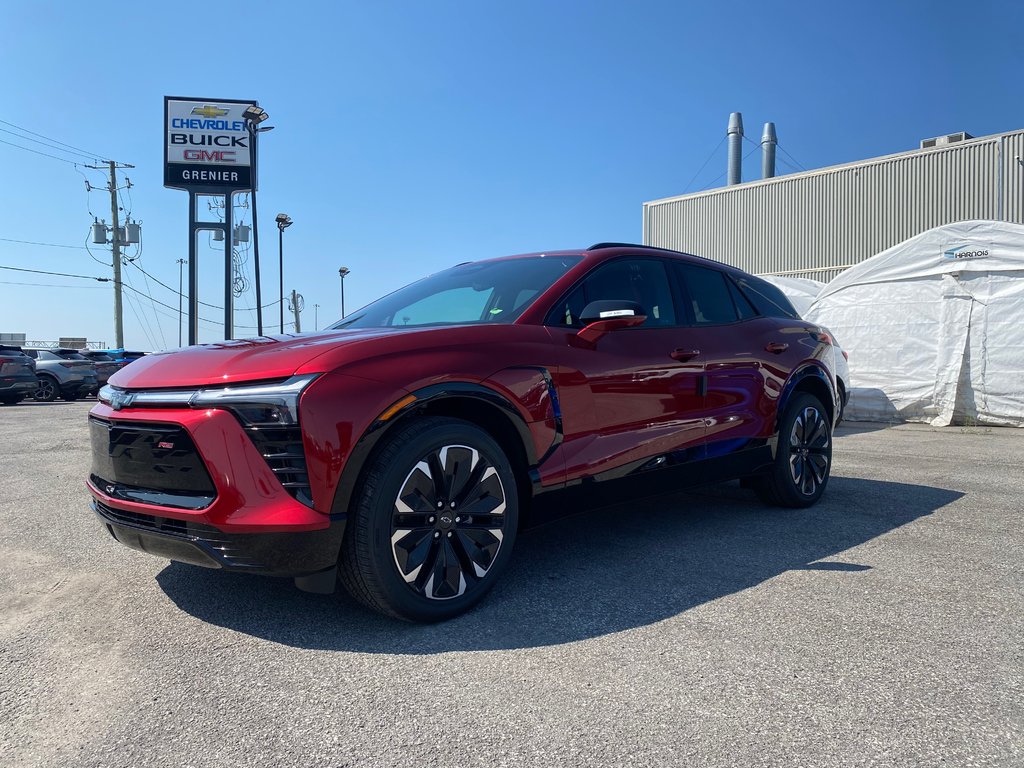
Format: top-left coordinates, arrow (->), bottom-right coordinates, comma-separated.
191,105 -> 229,118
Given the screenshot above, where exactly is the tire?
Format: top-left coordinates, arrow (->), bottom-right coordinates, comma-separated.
836,382 -> 847,425
34,376 -> 59,402
0,395 -> 25,405
339,416 -> 519,622
752,392 -> 832,508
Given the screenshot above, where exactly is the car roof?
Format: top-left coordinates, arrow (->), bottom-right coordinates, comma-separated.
471,243 -> 741,273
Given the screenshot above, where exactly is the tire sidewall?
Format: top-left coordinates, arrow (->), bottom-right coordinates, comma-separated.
357,418 -> 519,622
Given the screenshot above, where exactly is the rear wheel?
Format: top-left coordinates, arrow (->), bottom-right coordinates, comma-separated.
34,376 -> 59,402
339,416 -> 519,622
0,395 -> 25,405
753,393 -> 832,508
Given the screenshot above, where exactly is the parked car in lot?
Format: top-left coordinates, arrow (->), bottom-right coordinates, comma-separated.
80,350 -> 123,388
0,345 -> 38,404
88,243 -> 840,621
24,348 -> 98,401
97,348 -> 148,367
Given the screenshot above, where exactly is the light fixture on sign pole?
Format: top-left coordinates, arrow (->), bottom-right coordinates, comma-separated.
276,213 -> 293,333
339,266 -> 351,318
243,104 -> 273,336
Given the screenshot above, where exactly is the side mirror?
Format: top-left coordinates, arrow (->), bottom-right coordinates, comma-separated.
576,300 -> 647,343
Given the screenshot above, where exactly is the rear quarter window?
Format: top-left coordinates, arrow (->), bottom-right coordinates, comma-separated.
736,276 -> 801,319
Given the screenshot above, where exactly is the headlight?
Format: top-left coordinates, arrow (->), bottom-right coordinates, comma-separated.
189,375 -> 319,426
99,374 -> 319,423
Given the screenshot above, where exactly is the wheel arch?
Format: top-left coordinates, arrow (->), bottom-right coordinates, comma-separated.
778,364 -> 836,429
329,383 -> 538,522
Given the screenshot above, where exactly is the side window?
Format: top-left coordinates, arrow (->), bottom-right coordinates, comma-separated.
545,259 -> 677,328
736,276 -> 801,319
673,263 -> 740,325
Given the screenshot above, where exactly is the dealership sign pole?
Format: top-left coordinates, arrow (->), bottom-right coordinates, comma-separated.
164,96 -> 258,344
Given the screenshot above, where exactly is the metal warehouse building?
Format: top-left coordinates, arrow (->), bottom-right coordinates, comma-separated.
642,127 -> 1024,281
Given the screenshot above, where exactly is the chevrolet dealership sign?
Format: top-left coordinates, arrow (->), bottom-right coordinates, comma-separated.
164,96 -> 258,191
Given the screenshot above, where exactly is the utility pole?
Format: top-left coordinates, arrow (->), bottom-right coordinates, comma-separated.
290,289 -> 302,332
87,160 -> 135,349
176,258 -> 186,346
314,303 -> 320,331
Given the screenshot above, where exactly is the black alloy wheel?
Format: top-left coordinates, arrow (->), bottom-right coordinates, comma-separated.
752,392 -> 832,508
787,403 -> 830,496
339,416 -> 519,622
390,443 -> 509,601
34,376 -> 59,402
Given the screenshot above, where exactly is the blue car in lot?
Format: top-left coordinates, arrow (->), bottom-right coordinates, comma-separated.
96,349 -> 149,366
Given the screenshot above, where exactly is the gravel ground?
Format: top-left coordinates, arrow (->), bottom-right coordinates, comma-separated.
1,400 -> 1021,767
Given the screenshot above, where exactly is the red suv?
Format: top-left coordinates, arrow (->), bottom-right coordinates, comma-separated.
88,244 -> 838,621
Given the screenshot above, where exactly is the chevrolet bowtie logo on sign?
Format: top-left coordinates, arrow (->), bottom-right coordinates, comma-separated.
165,96 -> 259,191
191,105 -> 229,118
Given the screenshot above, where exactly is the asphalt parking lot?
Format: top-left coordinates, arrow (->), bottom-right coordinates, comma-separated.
1,401 -> 1021,767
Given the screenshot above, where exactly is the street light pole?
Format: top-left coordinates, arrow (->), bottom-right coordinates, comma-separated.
242,104 -> 272,337
176,258 -> 186,346
275,213 -> 292,333
339,266 -> 350,318
314,303 -> 320,331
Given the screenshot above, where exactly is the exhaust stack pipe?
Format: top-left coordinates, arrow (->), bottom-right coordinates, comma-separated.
727,112 -> 743,185
761,122 -> 777,179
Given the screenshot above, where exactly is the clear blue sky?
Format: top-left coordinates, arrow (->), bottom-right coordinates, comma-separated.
1,0 -> 1020,348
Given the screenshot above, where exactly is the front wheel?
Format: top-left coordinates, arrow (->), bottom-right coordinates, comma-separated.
339,416 -> 519,622
752,392 -> 832,508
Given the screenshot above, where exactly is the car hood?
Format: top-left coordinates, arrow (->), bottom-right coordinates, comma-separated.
108,327 -> 431,389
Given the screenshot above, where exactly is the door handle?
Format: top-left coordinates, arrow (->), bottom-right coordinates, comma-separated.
765,342 -> 789,354
671,348 -> 700,361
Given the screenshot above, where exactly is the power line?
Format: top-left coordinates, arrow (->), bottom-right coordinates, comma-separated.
122,265 -> 166,349
0,280 -> 110,289
119,281 -> 223,326
124,255 -> 278,311
0,126 -> 103,163
0,237 -> 88,250
0,118 -> 108,161
0,264 -> 109,281
0,137 -> 78,165
122,285 -> 158,350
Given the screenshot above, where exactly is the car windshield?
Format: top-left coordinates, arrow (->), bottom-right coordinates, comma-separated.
331,256 -> 581,330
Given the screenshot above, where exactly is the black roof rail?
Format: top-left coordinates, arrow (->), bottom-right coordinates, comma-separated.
585,242 -> 687,254
587,241 -> 643,250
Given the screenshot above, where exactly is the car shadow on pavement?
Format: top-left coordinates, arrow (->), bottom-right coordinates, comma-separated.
156,476 -> 962,653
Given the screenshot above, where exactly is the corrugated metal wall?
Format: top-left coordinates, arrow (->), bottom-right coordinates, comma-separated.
643,130 -> 1024,278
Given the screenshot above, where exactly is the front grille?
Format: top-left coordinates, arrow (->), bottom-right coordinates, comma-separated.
90,417 -> 216,509
242,425 -> 313,507
93,499 -> 221,538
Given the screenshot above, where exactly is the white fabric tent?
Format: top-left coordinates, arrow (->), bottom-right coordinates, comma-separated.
757,275 -> 825,317
805,220 -> 1024,426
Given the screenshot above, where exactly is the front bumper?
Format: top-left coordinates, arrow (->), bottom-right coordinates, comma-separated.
93,498 -> 346,577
